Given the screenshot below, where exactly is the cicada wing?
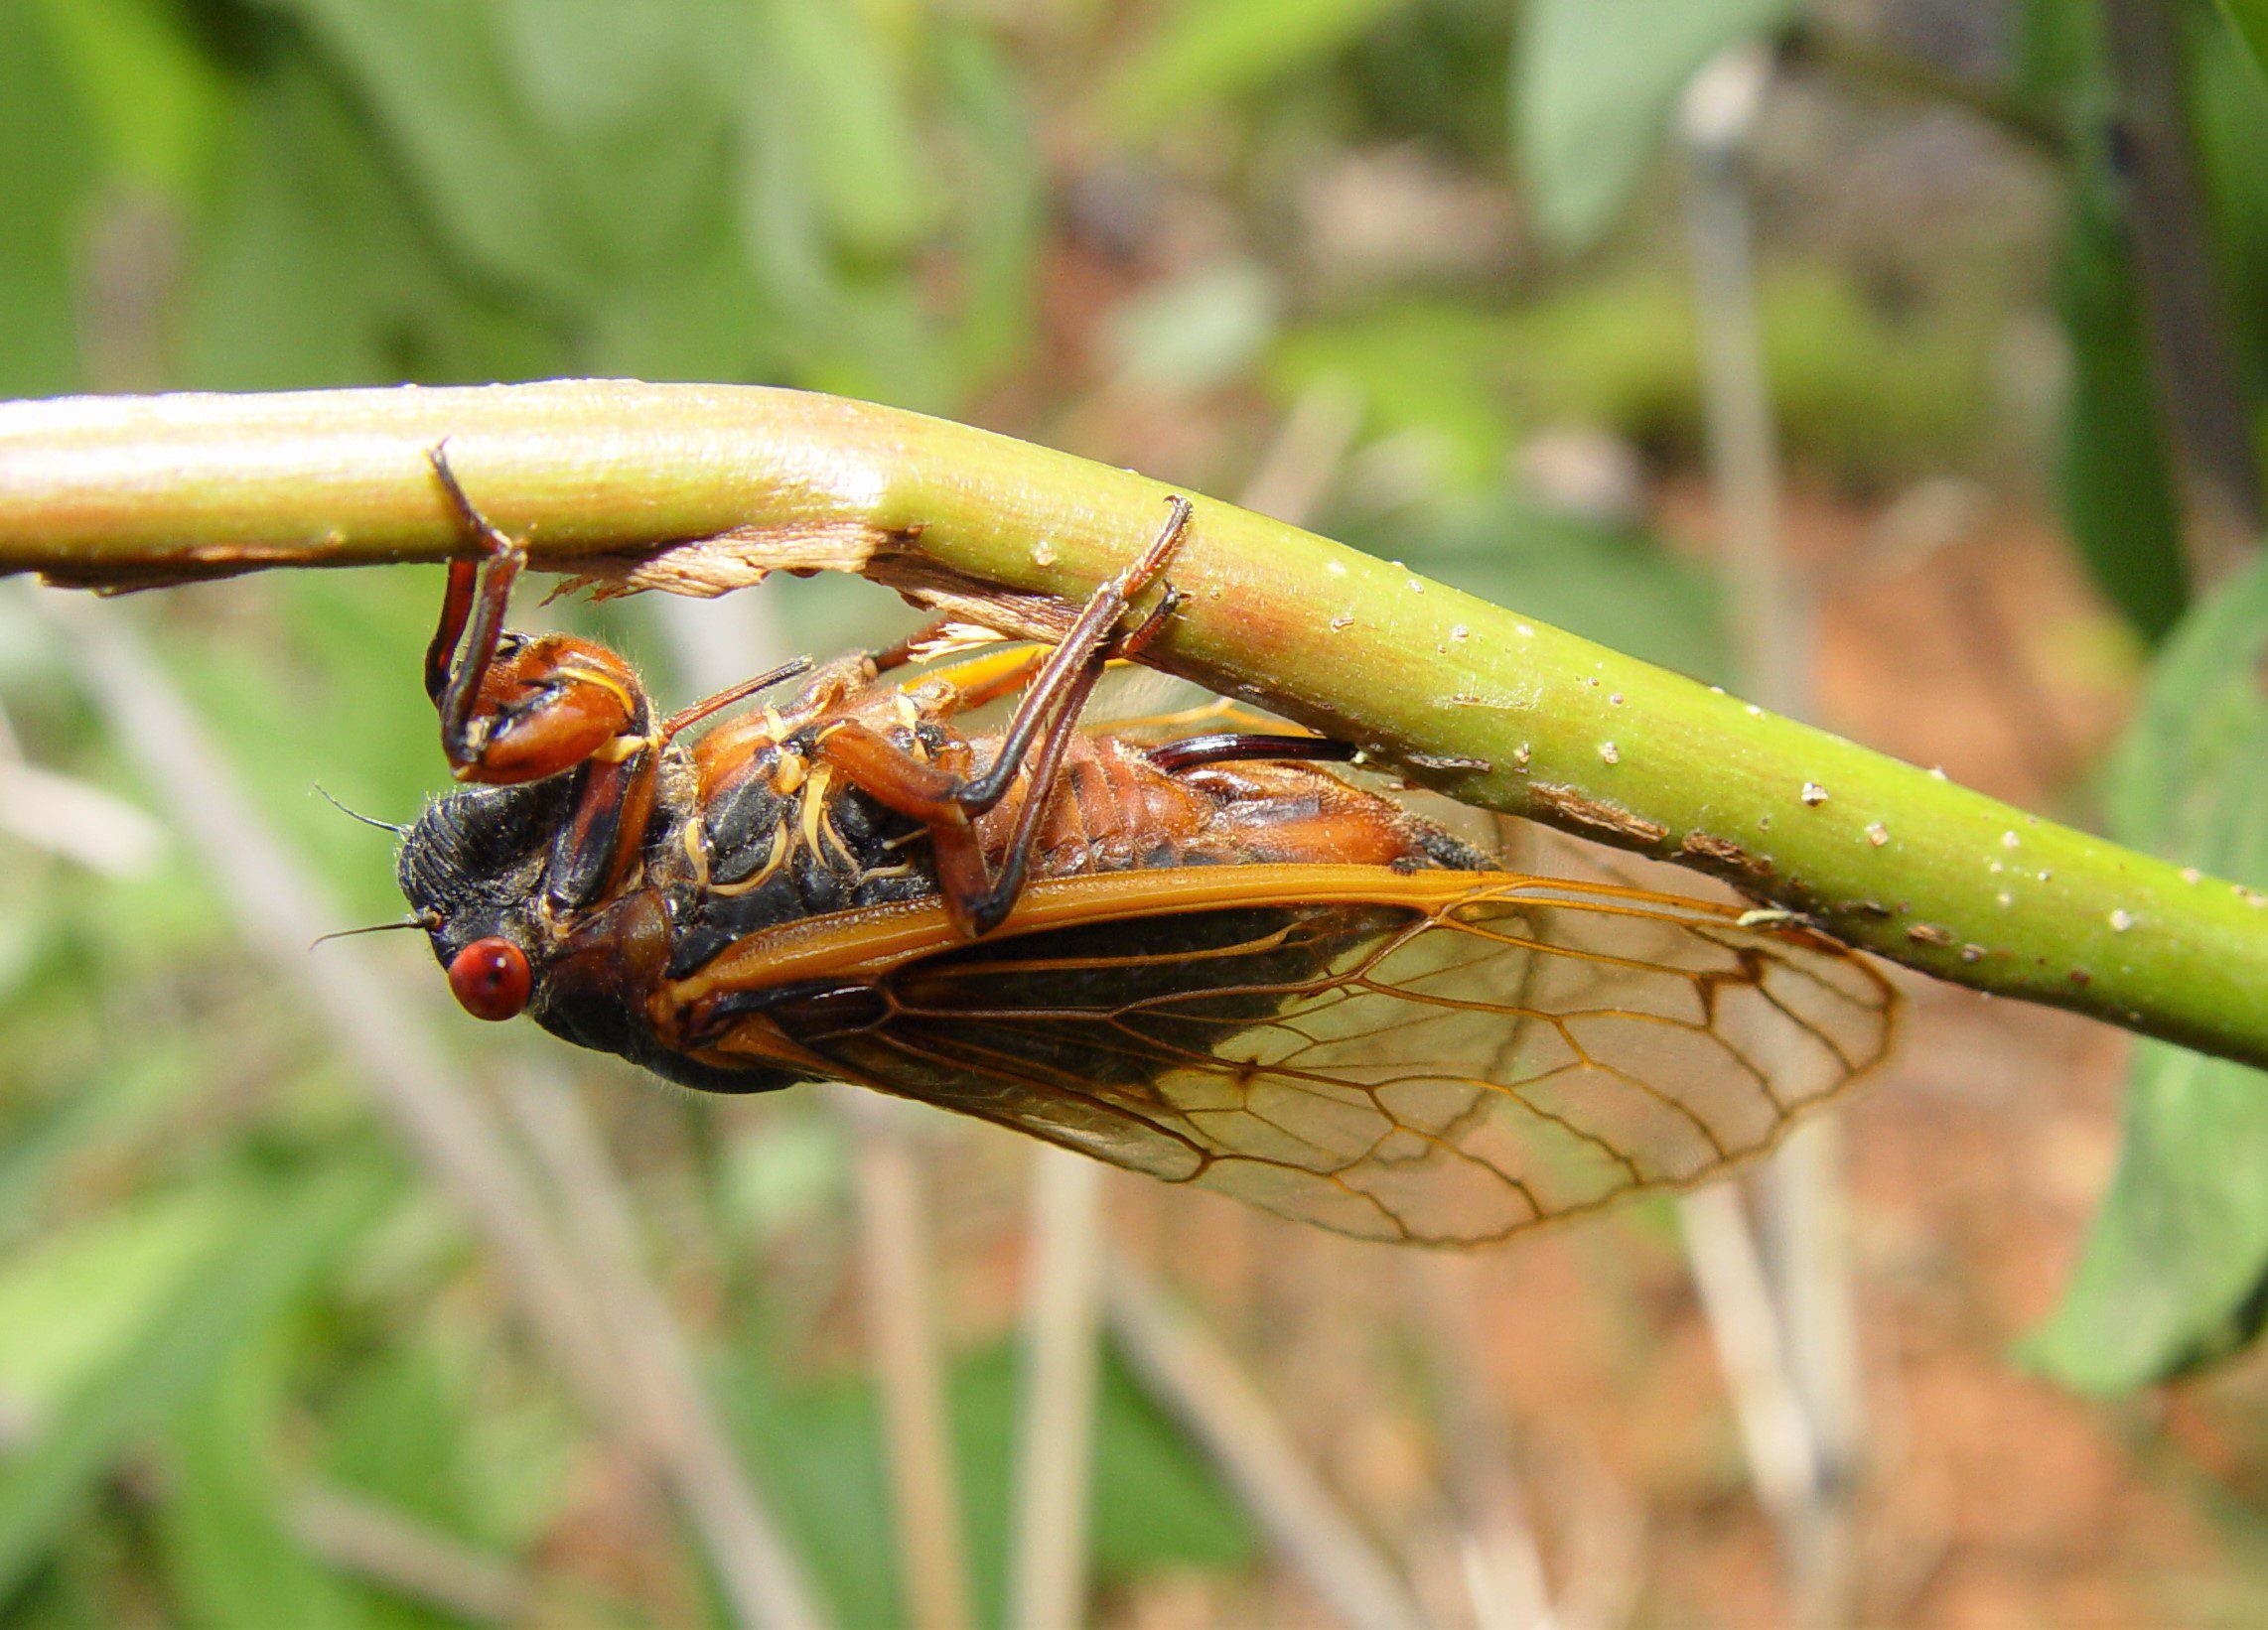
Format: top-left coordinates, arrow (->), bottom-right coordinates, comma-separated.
736,871 -> 1897,1247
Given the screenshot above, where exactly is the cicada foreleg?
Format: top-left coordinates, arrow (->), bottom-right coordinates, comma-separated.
813,495 -> 1195,936
420,443 -> 671,913
424,442 -> 528,760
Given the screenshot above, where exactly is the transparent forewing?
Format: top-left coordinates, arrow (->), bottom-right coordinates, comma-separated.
759,875 -> 1899,1246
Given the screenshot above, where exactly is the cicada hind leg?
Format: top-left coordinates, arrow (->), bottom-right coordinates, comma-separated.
812,495 -> 1195,937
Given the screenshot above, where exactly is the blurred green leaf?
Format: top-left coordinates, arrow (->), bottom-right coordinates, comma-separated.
0,2 -> 97,395
1757,270 -> 1992,477
0,1161 -> 393,1597
2218,0 -> 2268,88
29,0 -> 1005,401
325,1344 -> 492,1550
1271,303 -> 1523,488
1275,270 -> 1988,495
722,1113 -> 849,1245
0,1033 -> 202,1224
2055,164 -> 2193,642
2015,0 -> 2100,107
727,1338 -> 1253,1626
261,0 -> 591,306
2023,559 -> 2268,1391
2098,556 -> 2268,851
581,191 -> 793,382
1514,0 -> 1800,249
28,0 -> 224,197
2189,4 -> 2268,389
932,23 -> 1043,387
950,1345 -> 1255,1602
1101,0 -> 1415,139
496,0 -> 701,133
0,1186 -> 246,1409
725,1352 -> 902,1627
177,51 -> 560,389
1342,0 -> 1517,157
324,1324 -> 580,1570
1104,259 -> 1282,394
159,1335 -> 361,1630
715,0 -> 953,407
760,0 -> 932,260
3,1537 -> 125,1630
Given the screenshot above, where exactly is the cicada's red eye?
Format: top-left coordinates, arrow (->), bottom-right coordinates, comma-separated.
447,936 -> 531,1020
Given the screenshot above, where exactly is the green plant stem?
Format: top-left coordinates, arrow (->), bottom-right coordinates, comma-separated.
5,380 -> 2266,1066
2101,0 -> 2265,573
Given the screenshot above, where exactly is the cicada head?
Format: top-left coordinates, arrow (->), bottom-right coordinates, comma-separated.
397,777 -> 732,1085
396,780 -> 566,1021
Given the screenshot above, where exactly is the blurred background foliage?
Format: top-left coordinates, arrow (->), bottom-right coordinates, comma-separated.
14,0 -> 2268,1623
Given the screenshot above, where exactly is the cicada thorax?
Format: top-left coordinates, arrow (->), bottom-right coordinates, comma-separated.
655,710 -> 1501,1084
677,691 -> 1488,940
660,704 -> 944,983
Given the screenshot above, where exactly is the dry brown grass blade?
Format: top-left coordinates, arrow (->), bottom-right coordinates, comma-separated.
1103,1250 -> 1426,1630
1681,53 -> 1861,1624
290,1483 -> 532,1624
1007,1150 -> 1107,1629
840,1094 -> 976,1630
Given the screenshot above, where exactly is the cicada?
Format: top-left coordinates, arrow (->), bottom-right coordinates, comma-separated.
396,449 -> 1896,1247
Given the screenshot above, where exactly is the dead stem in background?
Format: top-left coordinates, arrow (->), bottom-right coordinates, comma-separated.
496,1066 -> 828,1630
0,757 -> 166,878
1403,1257 -> 1560,1630
1683,48 -> 1859,1626
653,588 -> 975,1630
1103,1250 -> 1426,1630
841,1092 -> 976,1630
1674,1186 -> 1824,1535
1001,389 -> 1371,1626
1007,1152 -> 1108,1629
289,1483 -> 533,1625
0,684 -> 164,877
38,588 -> 830,1630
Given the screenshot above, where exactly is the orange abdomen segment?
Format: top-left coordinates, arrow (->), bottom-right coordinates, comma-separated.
972,734 -> 1481,882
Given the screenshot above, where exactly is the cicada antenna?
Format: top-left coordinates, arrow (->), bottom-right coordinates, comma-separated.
659,656 -> 814,744
312,783 -> 410,836
310,912 -> 442,951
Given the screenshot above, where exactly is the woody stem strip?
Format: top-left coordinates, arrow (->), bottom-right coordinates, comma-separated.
4,381 -> 2265,1066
